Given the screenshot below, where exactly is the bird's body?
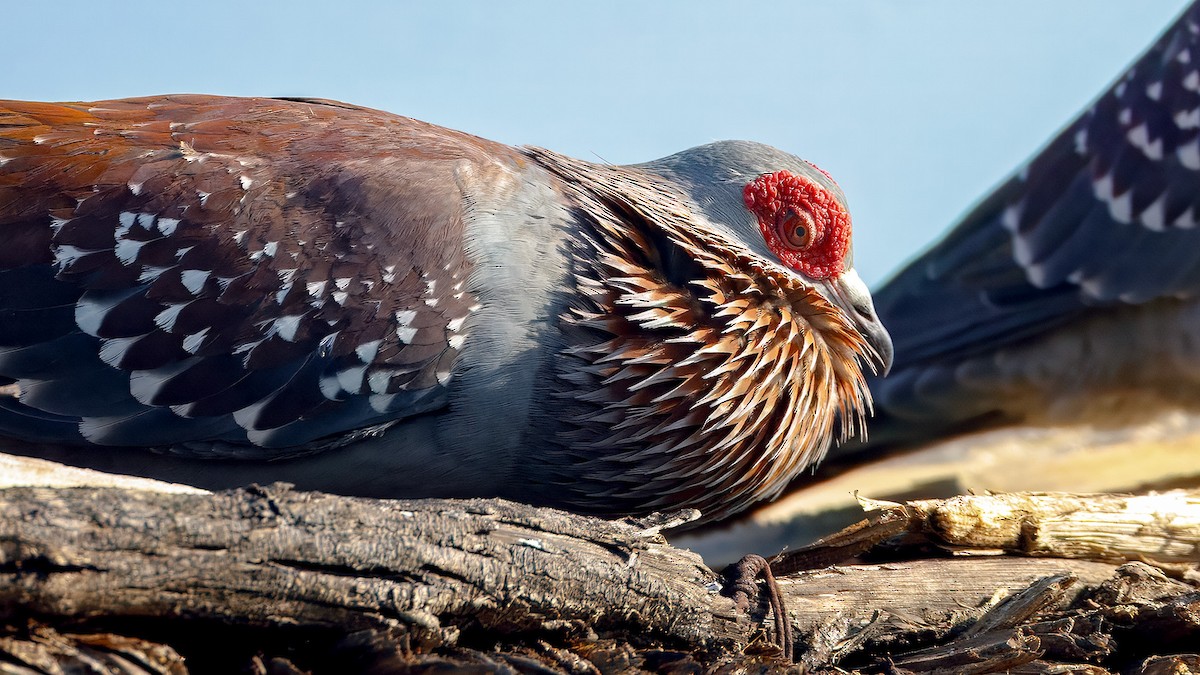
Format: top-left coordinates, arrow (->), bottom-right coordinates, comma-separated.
0,95 -> 889,522
862,1 -> 1200,458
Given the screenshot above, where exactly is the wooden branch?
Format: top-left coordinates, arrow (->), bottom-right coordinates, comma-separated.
0,481 -> 1198,673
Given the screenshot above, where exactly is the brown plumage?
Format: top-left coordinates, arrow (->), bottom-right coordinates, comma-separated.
0,95 -> 891,523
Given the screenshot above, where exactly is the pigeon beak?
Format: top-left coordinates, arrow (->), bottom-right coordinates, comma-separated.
825,268 -> 894,376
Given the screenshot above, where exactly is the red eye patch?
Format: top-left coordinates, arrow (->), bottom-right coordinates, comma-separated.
742,169 -> 850,280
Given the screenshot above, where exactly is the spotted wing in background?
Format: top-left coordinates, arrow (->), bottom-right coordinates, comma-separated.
0,96 -> 489,455
869,2 -> 1200,442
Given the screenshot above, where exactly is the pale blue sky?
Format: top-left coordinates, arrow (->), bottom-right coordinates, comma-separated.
2,1 -> 1192,285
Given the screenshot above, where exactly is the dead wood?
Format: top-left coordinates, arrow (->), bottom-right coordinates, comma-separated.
0,483 -> 1197,673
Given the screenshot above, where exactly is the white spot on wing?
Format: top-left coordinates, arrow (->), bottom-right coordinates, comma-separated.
397,326 -> 417,344
136,213 -> 156,229
1176,206 -> 1198,228
181,269 -> 210,294
154,303 -> 189,331
53,245 -> 98,269
183,327 -> 210,354
334,277 -> 351,290
1108,190 -> 1133,224
114,239 -> 146,265
332,291 -> 348,305
1146,81 -> 1163,100
156,217 -> 180,236
118,211 -> 137,231
98,336 -> 142,367
239,175 -> 253,190
1127,123 -> 1163,160
1092,172 -> 1115,201
368,371 -> 391,395
395,310 -> 417,326
306,280 -> 327,297
1140,194 -> 1167,231
447,316 -> 466,332
355,339 -> 382,362
336,365 -> 368,393
448,335 -> 465,350
1179,136 -> 1200,169
138,265 -> 171,283
1000,204 -> 1022,232
1175,108 -> 1200,130
1186,70 -> 1200,91
274,315 -> 304,342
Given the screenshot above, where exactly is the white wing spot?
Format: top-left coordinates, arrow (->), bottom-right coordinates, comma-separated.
274,315 -> 304,342
181,269 -> 211,294
114,239 -> 146,265
1175,108 -> 1200,130
183,328 -> 210,354
156,217 -> 180,236
1092,172 -> 1116,201
239,175 -> 253,190
1178,137 -> 1200,169
397,326 -> 418,344
52,245 -> 98,269
368,371 -> 392,394
447,316 -> 466,332
138,265 -> 171,283
1176,205 -> 1198,228
334,277 -> 352,290
395,309 -> 417,326
1146,81 -> 1163,101
1140,193 -> 1167,231
1108,190 -> 1133,224
332,291 -> 349,305
1187,70 -> 1200,92
154,303 -> 189,331
1000,203 -> 1022,233
355,339 -> 382,362
448,335 -> 465,350
306,280 -> 327,297
118,211 -> 137,231
1127,123 -> 1163,160
336,365 -> 368,393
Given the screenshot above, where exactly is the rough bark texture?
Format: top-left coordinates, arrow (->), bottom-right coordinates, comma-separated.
0,484 -> 1197,674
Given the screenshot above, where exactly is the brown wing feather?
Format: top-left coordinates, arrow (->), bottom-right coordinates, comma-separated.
0,95 -> 514,453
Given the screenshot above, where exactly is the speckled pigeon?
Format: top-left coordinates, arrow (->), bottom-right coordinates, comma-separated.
0,96 -> 891,522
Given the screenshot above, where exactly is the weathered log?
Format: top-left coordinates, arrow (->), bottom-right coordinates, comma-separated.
0,481 -> 1198,673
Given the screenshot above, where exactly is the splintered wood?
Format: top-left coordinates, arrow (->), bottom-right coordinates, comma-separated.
0,485 -> 1196,673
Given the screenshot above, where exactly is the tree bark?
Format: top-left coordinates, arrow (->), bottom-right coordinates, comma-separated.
0,482 -> 1197,673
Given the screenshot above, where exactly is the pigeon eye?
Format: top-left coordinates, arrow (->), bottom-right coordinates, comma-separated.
778,208 -> 813,250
